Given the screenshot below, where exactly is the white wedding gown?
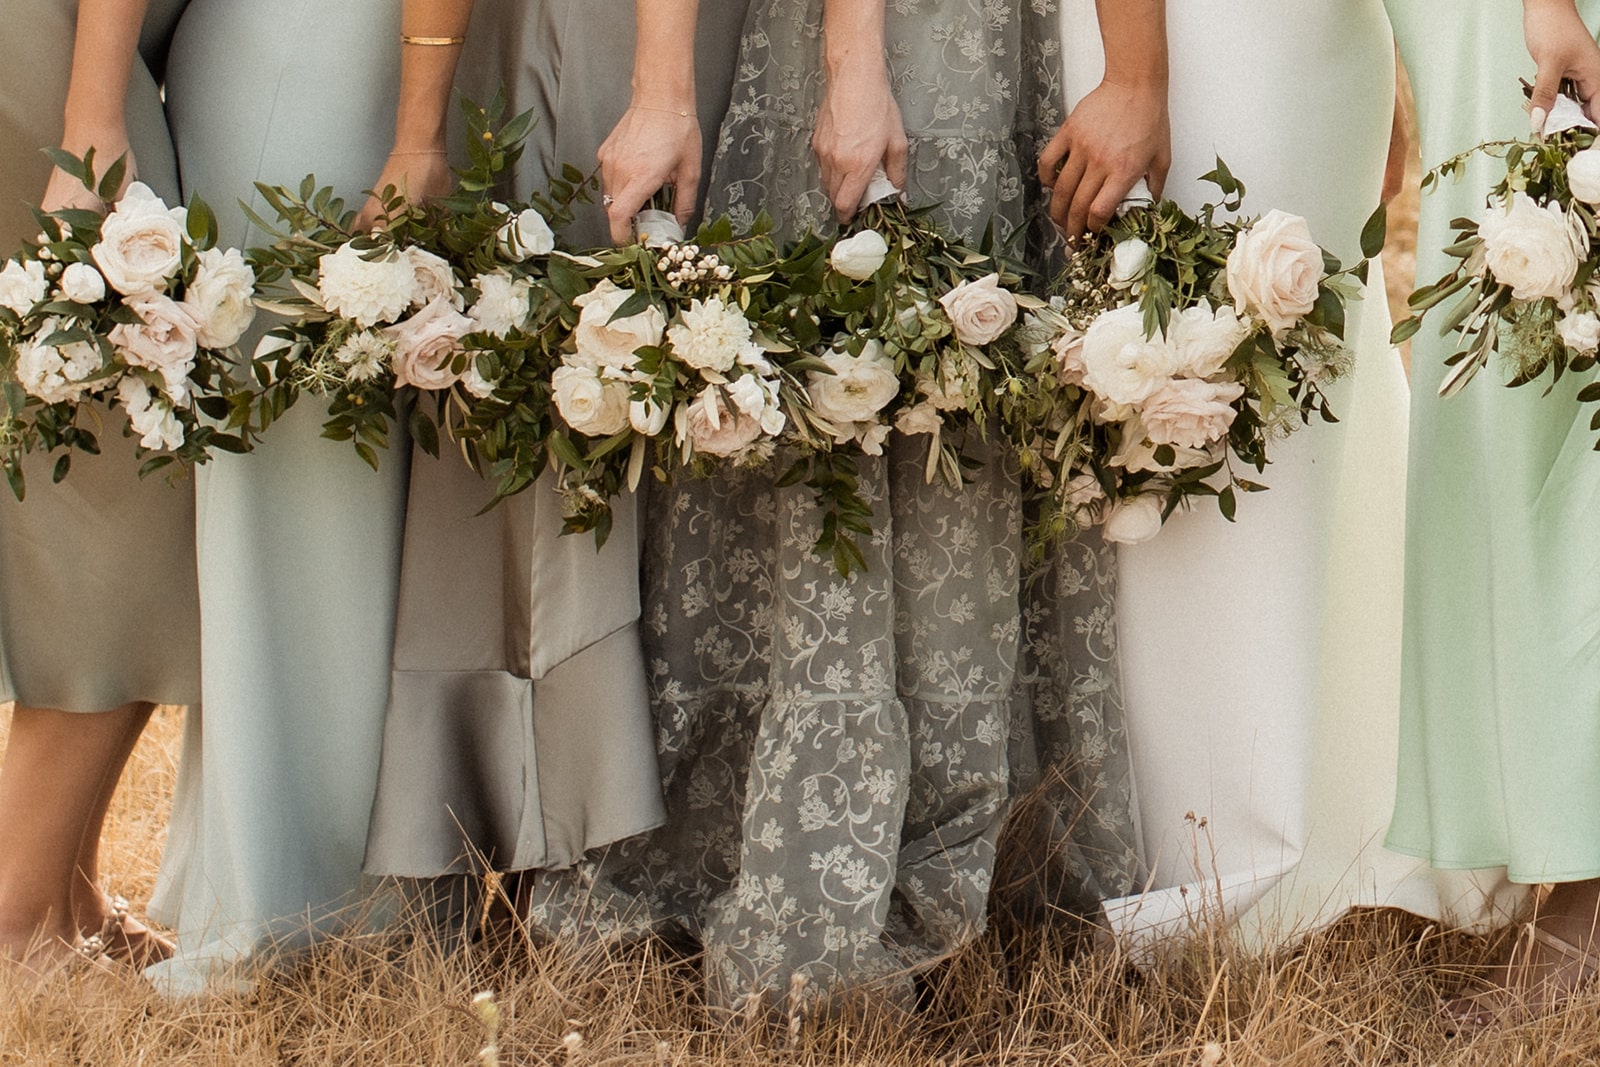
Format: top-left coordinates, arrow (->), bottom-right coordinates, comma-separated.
1058,0 -> 1521,950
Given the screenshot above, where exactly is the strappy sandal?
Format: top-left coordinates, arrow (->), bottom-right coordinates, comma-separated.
1441,921 -> 1600,1035
92,893 -> 174,971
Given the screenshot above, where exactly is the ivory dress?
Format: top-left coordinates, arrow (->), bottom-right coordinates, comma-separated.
0,0 -> 199,714
1385,2 -> 1600,891
363,0 -> 752,878
1055,0 -> 1521,950
146,0 -> 411,992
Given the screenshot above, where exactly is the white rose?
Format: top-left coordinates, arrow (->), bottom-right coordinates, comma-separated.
1226,209 -> 1324,334
0,259 -> 47,315
461,358 -> 498,399
91,182 -> 188,295
58,262 -> 107,305
571,279 -> 666,372
629,396 -> 671,436
807,339 -> 901,424
830,230 -> 890,280
1102,494 -> 1165,545
1169,301 -> 1250,379
1569,147 -> 1600,205
1079,303 -> 1181,409
1052,326 -> 1088,386
405,246 -> 462,310
470,271 -> 534,338
1560,309 -> 1600,354
1109,238 -> 1154,290
895,401 -> 944,436
687,389 -> 765,457
16,335 -> 99,404
552,366 -> 630,436
384,295 -> 474,390
938,272 -> 1019,346
318,243 -> 418,327
496,205 -> 556,262
182,246 -> 257,349
1110,417 -> 1221,473
109,293 -> 201,400
667,295 -> 763,374
1140,378 -> 1246,449
1477,193 -> 1586,302
117,375 -> 184,451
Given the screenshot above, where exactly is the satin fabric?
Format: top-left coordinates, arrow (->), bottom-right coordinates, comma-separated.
1386,1 -> 1600,887
146,0 -> 411,994
0,0 -> 199,713
1056,0 -> 1520,950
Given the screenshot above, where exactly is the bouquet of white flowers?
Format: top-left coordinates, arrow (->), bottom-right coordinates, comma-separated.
1399,91 -> 1600,415
0,151 -> 256,497
1004,162 -> 1362,549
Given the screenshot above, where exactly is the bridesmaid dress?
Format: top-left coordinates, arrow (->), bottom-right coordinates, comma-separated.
362,0 -> 751,878
0,0 -> 199,715
145,0 -> 411,992
1055,0 -> 1521,951
1385,3 -> 1600,891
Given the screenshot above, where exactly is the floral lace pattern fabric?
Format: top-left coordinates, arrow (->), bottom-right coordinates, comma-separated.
524,0 -> 1141,1016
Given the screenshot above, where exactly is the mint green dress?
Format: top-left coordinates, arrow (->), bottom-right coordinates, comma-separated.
145,0 -> 410,993
1386,2 -> 1600,887
0,0 -> 199,714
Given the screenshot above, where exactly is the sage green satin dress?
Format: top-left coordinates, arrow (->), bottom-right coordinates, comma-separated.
1386,1 -> 1600,889
362,0 -> 751,878
0,0 -> 199,714
145,0 -> 411,993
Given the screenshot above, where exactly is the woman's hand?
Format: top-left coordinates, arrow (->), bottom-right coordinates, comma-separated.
41,130 -> 136,213
598,106 -> 702,245
1525,0 -> 1600,128
354,150 -> 454,232
1039,78 -> 1170,240
813,65 -> 908,222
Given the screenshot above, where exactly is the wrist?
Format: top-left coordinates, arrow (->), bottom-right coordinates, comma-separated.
631,74 -> 696,115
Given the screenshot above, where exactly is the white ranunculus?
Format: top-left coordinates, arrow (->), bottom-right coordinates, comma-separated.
1560,309 -> 1600,354
495,204 -> 556,262
117,375 -> 184,451
1102,494 -> 1164,545
1477,193 -> 1586,302
317,242 -> 418,327
405,246 -> 462,310
895,400 -> 944,436
183,247 -> 257,349
1226,209 -> 1324,335
91,182 -> 188,295
1170,301 -> 1250,379
807,339 -> 901,424
686,389 -> 765,456
1109,238 -> 1154,290
1140,377 -> 1246,449
58,262 -> 107,305
109,293 -> 201,400
470,271 -> 534,338
1078,303 -> 1181,409
667,295 -> 763,374
629,396 -> 671,436
331,331 -> 394,382
938,272 -> 1019,346
571,279 -> 666,372
830,230 -> 890,280
0,259 -> 48,315
16,334 -> 99,404
385,296 -> 474,390
552,365 -> 630,436
1568,147 -> 1600,205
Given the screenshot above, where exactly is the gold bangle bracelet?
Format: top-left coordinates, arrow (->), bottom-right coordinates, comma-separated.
401,34 -> 466,46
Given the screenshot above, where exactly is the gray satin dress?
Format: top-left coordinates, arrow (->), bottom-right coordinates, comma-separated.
362,0 -> 751,878
0,0 -> 199,714
145,0 -> 412,993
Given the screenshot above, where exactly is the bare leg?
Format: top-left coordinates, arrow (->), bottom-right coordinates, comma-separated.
0,702 -> 150,969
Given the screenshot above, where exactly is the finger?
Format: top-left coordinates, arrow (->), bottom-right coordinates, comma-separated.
1148,148 -> 1171,201
1530,64 -> 1563,133
885,132 -> 909,193
673,159 -> 703,226
606,177 -> 658,245
1049,148 -> 1089,234
834,165 -> 872,222
1067,167 -> 1106,240
1577,74 -> 1600,122
1038,125 -> 1072,187
1087,176 -> 1130,234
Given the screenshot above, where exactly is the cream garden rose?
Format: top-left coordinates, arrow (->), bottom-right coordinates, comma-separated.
807,339 -> 901,424
183,247 -> 257,349
1140,377 -> 1246,449
1102,494 -> 1164,545
830,229 -> 890,280
384,295 -> 474,390
571,280 -> 666,372
552,366 -> 630,436
1477,193 -> 1586,302
405,247 -> 462,310
1079,303 -> 1181,412
318,243 -> 417,327
1569,147 -> 1600,205
91,182 -> 187,295
0,259 -> 47,315
686,389 -> 764,456
58,262 -> 106,305
109,293 -> 201,400
1226,209 -> 1323,335
938,272 -> 1019,346
1170,301 -> 1249,379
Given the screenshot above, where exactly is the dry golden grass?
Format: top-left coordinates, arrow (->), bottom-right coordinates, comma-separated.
3,706 -> 1597,1067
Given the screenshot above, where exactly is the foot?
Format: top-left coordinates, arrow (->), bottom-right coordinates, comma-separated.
1442,919 -> 1600,1034
0,920 -> 106,979
75,892 -> 174,971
